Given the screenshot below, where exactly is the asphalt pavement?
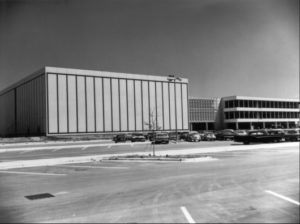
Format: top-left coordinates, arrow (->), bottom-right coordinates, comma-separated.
0,142 -> 299,223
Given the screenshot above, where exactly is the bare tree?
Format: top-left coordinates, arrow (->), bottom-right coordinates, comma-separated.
144,109 -> 162,156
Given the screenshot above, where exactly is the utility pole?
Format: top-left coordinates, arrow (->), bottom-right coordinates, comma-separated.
167,75 -> 182,144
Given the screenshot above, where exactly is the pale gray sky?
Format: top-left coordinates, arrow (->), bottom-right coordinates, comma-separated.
0,0 -> 299,99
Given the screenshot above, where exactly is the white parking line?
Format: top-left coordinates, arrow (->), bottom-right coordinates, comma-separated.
0,171 -> 66,176
81,146 -> 89,150
60,165 -> 129,169
54,191 -> 69,196
19,150 -> 34,154
180,206 -> 196,224
265,190 -> 300,206
52,148 -> 62,152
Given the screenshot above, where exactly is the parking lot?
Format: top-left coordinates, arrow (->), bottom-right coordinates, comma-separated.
0,141 -> 299,223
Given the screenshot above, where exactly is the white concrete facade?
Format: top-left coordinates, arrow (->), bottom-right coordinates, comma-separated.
221,96 -> 300,130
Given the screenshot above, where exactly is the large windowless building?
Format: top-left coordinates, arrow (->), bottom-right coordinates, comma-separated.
0,67 -> 189,137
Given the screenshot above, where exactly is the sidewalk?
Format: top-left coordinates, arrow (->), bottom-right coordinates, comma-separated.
0,139 -> 113,148
0,141 -> 150,153
0,142 -> 298,170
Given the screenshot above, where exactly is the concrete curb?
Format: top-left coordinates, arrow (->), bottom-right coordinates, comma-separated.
0,142 -> 298,170
0,141 -> 151,153
0,139 -> 112,148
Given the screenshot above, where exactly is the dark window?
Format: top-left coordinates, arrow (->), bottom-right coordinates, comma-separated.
271,101 -> 275,108
240,111 -> 244,118
249,100 -> 253,107
257,101 -> 261,108
234,111 -> 239,119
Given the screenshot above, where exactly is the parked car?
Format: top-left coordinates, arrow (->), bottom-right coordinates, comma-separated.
153,132 -> 169,144
179,131 -> 190,141
203,132 -> 216,141
283,129 -> 300,141
215,129 -> 236,140
131,133 -> 146,142
197,131 -> 206,140
147,132 -> 156,141
186,133 -> 201,142
125,133 -> 133,141
234,130 -> 284,144
169,132 -> 180,141
235,130 -> 248,136
113,134 -> 128,143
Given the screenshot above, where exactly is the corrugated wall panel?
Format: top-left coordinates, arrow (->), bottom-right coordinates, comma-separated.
95,78 -> 104,132
120,79 -> 128,131
0,74 -> 47,136
112,78 -> 120,131
77,76 -> 86,132
149,81 -> 156,130
67,76 -> 77,132
86,77 -> 95,132
169,83 -> 176,130
103,78 -> 112,131
182,84 -> 188,129
162,82 -> 170,130
156,82 -> 163,130
127,80 -> 135,131
48,74 -> 58,133
0,90 -> 15,136
135,80 -> 142,131
142,81 -> 149,130
58,75 -> 68,133
44,71 -> 188,135
176,83 -> 183,130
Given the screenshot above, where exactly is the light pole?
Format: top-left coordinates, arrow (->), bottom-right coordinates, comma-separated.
167,75 -> 182,143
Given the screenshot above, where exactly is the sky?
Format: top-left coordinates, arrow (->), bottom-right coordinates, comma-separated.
0,0 -> 299,99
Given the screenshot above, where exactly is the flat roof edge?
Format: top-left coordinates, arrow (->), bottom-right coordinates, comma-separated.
222,95 -> 300,102
0,67 -> 45,96
45,66 -> 189,83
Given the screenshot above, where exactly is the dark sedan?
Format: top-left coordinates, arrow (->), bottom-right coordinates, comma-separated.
234,130 -> 284,144
131,133 -> 146,142
284,129 -> 300,141
215,129 -> 236,140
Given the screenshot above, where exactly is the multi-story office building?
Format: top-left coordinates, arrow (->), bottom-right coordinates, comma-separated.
189,97 -> 221,131
221,96 -> 300,130
0,66 -> 189,137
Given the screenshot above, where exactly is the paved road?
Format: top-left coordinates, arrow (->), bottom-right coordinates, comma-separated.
0,144 -> 298,223
0,141 -> 233,161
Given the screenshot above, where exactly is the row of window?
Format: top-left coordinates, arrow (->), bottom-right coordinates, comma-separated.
190,111 -> 216,121
225,100 -> 299,109
189,99 -> 219,110
225,111 -> 300,119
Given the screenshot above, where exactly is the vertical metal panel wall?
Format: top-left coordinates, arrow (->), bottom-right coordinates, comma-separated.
47,72 -> 189,135
0,90 -> 15,136
0,74 -> 46,136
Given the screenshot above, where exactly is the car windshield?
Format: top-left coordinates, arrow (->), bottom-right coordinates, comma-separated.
157,134 -> 168,137
287,130 -> 298,134
250,131 -> 265,136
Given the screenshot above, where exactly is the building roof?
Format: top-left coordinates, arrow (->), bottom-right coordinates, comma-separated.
222,95 -> 299,102
0,66 -> 189,95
